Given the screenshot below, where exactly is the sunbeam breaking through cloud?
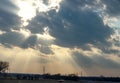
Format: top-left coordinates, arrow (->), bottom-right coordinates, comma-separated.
0,0 -> 120,76
15,0 -> 62,26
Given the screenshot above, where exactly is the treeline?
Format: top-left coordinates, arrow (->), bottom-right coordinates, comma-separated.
0,73 -> 79,81
43,73 -> 79,81
80,77 -> 120,82
0,73 -> 42,80
41,74 -> 120,82
0,73 -> 120,82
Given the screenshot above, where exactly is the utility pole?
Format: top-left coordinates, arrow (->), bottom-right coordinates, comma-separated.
43,66 -> 45,74
81,71 -> 83,77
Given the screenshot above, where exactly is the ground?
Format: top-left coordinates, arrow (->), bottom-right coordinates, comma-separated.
0,79 -> 119,83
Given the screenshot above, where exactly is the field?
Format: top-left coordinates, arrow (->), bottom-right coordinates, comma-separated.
0,79 -> 119,83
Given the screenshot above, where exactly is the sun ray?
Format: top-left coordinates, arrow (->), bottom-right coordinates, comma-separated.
14,0 -> 62,26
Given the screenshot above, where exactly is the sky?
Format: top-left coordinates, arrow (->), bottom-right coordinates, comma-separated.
0,0 -> 120,76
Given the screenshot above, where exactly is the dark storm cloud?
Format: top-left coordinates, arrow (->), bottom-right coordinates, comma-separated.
0,32 -> 25,47
101,0 -> 120,16
40,46 -> 53,54
0,10 -> 20,31
61,0 -> 97,8
0,0 -> 118,56
42,0 -> 49,5
0,0 -> 41,51
97,45 -> 120,55
21,35 -> 37,48
27,0 -> 114,48
26,12 -> 50,34
99,0 -> 120,56
0,0 -> 20,31
52,9 -> 112,47
0,0 -> 18,9
0,30 -> 53,54
21,34 -> 54,54
73,51 -> 120,69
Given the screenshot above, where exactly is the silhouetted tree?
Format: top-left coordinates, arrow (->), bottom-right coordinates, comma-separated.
0,61 -> 9,73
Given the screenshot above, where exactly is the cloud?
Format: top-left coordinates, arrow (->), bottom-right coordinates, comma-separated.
72,50 -> 120,69
0,0 -> 20,32
0,0 -> 19,12
39,46 -> 54,54
0,0 -> 116,52
0,31 -> 26,47
21,34 -> 37,48
0,0 -> 118,52
26,13 -> 50,34
29,0 -> 113,48
102,0 -> 120,16
0,9 -> 20,31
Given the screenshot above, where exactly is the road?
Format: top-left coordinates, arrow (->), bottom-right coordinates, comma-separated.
0,79 -> 119,83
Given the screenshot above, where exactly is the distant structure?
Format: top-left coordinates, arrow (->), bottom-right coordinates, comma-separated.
43,66 -> 46,74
